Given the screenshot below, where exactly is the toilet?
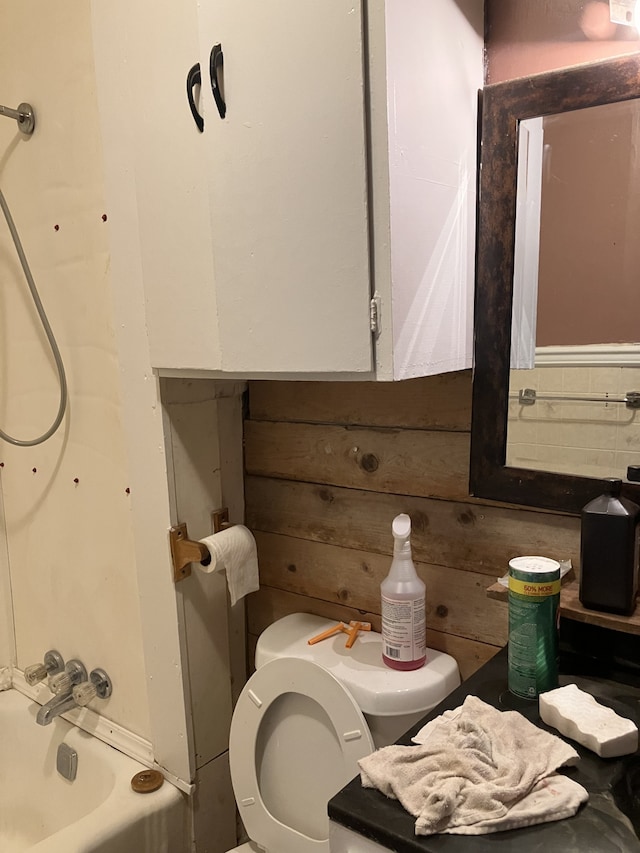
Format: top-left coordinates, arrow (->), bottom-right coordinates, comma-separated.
226,612 -> 460,853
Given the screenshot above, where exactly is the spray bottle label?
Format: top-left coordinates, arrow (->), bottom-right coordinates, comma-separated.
381,595 -> 426,662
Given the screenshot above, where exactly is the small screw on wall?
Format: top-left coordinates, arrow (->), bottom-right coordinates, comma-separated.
101,214 -> 108,222
73,478 -> 79,485
54,224 -> 59,231
32,467 -> 37,473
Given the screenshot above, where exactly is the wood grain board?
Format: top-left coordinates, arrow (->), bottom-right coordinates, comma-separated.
244,375 -> 582,681
246,477 -> 579,577
248,372 -> 473,431
245,420 -> 471,500
254,531 -> 508,646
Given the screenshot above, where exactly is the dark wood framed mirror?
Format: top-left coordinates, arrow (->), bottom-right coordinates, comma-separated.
470,53 -> 640,514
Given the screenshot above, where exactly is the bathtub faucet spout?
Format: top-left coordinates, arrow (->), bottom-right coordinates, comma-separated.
36,690 -> 80,726
34,661 -> 112,726
35,659 -> 87,727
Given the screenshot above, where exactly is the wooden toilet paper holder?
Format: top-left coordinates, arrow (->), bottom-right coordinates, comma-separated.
170,508 -> 232,583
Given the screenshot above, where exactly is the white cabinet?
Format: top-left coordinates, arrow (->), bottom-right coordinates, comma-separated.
366,0 -> 483,381
92,0 -> 484,380
194,0 -> 372,375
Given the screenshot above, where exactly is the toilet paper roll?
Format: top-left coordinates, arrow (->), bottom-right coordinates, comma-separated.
198,525 -> 260,606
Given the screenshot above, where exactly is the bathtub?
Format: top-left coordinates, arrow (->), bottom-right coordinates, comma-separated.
0,689 -> 188,852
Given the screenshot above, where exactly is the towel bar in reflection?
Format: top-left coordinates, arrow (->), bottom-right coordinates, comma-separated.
513,388 -> 640,409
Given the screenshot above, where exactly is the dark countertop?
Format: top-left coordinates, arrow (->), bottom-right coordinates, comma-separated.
329,621 -> 640,852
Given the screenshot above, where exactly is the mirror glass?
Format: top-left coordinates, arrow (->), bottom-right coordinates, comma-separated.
470,53 -> 640,513
507,99 -> 640,481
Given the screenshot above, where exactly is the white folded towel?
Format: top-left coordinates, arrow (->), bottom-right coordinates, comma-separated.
359,695 -> 588,836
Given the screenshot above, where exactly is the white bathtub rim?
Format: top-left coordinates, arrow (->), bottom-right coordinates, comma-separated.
0,688 -> 188,852
26,770 -> 185,853
9,672 -> 194,795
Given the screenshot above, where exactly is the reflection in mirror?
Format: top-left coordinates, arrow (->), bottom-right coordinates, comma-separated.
470,53 -> 640,513
508,99 -> 640,481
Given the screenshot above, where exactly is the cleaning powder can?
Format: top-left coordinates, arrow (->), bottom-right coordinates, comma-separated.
381,513 -> 426,670
508,555 -> 561,699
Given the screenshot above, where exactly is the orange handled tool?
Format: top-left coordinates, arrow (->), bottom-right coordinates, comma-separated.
307,619 -> 371,648
345,620 -> 371,648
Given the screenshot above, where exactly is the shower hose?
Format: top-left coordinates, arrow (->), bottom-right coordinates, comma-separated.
0,187 -> 67,446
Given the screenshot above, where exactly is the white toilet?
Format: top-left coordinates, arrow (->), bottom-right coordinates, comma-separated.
226,612 -> 460,853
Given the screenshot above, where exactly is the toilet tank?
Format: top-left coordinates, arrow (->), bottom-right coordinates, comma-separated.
255,613 -> 460,747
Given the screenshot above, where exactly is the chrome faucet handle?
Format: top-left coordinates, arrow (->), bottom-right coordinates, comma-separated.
24,650 -> 65,686
49,660 -> 87,695
73,668 -> 112,707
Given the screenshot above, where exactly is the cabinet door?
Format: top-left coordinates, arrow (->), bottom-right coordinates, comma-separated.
197,0 -> 372,373
102,0 -> 223,372
383,0 -> 483,381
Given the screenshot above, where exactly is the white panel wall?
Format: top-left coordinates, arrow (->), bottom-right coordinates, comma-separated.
160,379 -> 241,851
0,2 -> 245,823
0,0 -> 150,737
0,487 -> 14,672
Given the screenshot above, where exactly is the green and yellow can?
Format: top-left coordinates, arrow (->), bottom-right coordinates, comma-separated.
508,555 -> 561,699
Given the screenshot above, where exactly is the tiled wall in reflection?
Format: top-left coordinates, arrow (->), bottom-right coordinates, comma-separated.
507,366 -> 640,479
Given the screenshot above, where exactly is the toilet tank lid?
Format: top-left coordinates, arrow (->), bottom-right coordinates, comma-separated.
254,613 -> 460,717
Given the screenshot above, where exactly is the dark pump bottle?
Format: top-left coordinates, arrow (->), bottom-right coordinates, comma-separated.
579,479 -> 640,615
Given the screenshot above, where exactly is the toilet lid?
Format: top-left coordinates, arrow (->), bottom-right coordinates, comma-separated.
229,657 -> 375,853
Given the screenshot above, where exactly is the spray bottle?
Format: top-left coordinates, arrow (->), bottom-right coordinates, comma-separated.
381,513 -> 426,670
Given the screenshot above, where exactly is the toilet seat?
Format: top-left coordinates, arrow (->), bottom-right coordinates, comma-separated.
229,657 -> 375,853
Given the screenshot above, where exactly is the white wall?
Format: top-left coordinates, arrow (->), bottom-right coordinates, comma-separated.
0,10 -> 246,848
0,0 -> 150,737
161,379 -> 242,850
0,486 -> 14,673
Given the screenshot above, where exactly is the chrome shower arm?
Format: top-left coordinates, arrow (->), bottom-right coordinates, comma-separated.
0,102 -> 35,135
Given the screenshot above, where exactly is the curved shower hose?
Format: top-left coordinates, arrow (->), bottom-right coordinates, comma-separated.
0,188 -> 67,446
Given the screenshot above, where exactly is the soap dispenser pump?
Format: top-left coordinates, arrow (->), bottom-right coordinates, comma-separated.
579,478 -> 640,615
381,513 -> 426,670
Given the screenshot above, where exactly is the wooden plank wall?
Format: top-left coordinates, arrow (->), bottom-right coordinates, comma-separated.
244,372 -> 580,680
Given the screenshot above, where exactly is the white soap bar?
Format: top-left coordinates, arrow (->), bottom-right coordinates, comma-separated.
539,684 -> 638,758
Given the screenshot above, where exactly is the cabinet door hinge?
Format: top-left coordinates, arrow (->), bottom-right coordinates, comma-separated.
370,296 -> 381,334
